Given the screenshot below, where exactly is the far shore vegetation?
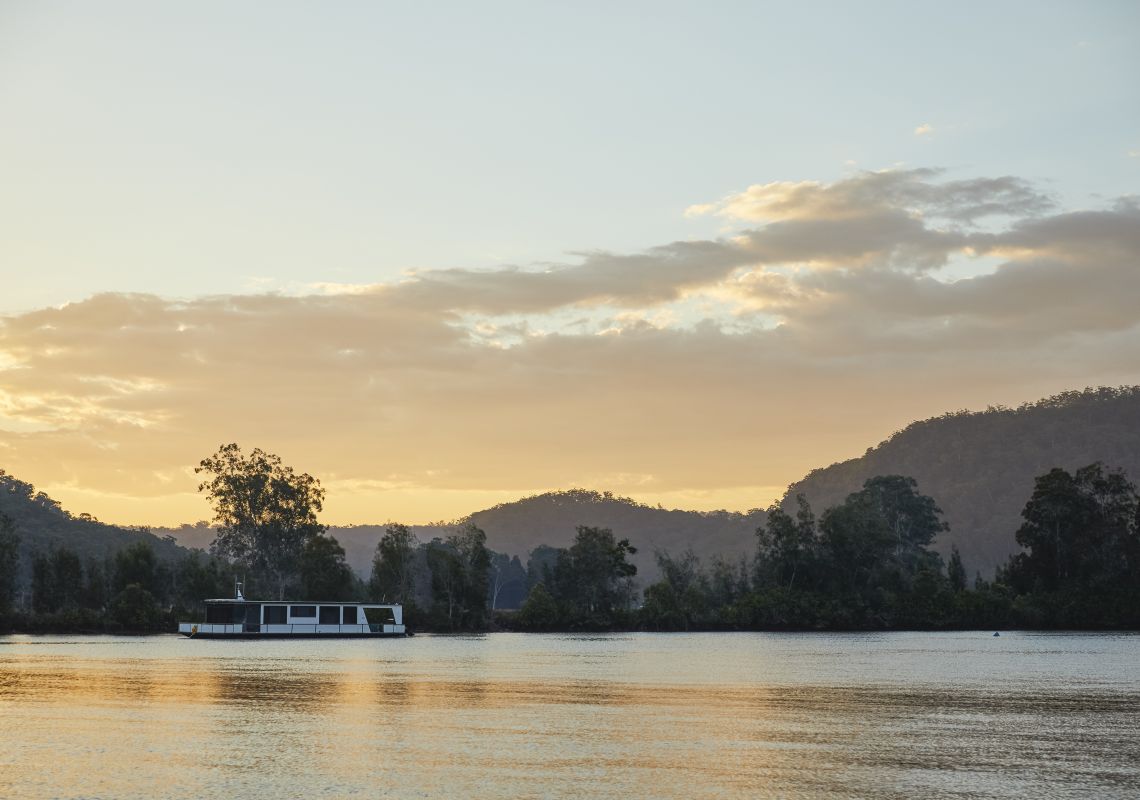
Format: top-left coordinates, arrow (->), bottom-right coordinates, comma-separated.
1,443 -> 1137,634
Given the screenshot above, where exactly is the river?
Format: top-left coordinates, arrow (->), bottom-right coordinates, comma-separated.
1,631 -> 1137,799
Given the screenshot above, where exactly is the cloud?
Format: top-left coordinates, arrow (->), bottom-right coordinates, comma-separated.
0,169 -> 1135,525
688,169 -> 1053,224
397,238 -> 750,314
914,123 -> 934,136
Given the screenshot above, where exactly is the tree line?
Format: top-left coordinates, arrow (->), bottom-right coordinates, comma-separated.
502,464 -> 1139,632
2,443 -> 1136,633
629,464 -> 1139,631
0,526 -> 236,633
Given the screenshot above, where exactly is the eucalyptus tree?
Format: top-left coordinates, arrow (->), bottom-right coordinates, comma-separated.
757,494 -> 818,590
196,443 -> 327,600
1005,463 -> 1139,593
370,523 -> 419,603
299,534 -> 355,601
641,549 -> 706,630
946,546 -> 968,592
451,523 -> 492,627
0,513 -> 18,615
488,552 -> 526,610
554,526 -> 637,619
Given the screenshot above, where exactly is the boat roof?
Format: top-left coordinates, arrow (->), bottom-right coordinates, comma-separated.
204,598 -> 400,606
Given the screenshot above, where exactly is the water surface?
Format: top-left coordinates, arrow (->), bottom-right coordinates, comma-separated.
1,631 -> 1137,798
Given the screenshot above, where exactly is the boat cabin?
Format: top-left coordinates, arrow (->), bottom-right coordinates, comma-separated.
178,598 -> 406,638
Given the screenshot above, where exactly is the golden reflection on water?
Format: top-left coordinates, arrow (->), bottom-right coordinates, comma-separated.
1,633 -> 1139,799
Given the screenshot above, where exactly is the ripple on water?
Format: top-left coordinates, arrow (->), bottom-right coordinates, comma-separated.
0,631 -> 1137,799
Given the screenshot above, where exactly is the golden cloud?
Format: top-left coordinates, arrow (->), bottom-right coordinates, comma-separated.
0,171 -> 1135,525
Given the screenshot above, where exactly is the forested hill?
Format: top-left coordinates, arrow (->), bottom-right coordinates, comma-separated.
0,472 -> 188,582
330,490 -> 766,582
783,386 -> 1140,577
467,490 -> 764,580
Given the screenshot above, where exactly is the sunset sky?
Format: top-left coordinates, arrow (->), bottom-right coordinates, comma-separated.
1,1 -> 1138,525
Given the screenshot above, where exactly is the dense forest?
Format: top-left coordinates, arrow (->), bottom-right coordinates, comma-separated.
785,386 -> 1140,576
495,464 -> 1140,632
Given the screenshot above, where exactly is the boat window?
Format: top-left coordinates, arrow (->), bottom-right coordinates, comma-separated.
290,605 -> 316,618
341,606 -> 357,624
264,606 -> 287,624
364,607 -> 397,626
205,604 -> 231,624
318,606 -> 340,625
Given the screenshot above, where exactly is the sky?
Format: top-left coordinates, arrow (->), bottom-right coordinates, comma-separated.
0,1 -> 1138,526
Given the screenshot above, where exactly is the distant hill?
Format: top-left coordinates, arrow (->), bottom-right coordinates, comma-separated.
782,386 -> 1140,577
231,490 -> 766,584
0,471 -> 190,587
464,490 -> 763,581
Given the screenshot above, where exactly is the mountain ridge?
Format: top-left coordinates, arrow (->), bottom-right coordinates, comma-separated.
783,386 -> 1140,576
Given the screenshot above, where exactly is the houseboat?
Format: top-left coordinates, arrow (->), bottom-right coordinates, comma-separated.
178,584 -> 406,638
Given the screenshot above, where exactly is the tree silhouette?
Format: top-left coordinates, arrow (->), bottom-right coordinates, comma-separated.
196,443 -> 326,599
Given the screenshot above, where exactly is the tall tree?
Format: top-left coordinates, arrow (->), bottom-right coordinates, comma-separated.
299,534 -> 355,600
641,549 -> 706,630
817,476 -> 948,600
31,553 -> 54,614
517,583 -> 560,630
0,513 -> 19,615
525,544 -> 562,590
757,494 -> 817,590
450,523 -> 491,627
114,541 -> 159,596
369,523 -> 419,603
860,475 -> 948,566
947,545 -> 968,593
488,552 -> 527,610
1005,463 -> 1139,593
426,539 -> 463,628
425,524 -> 492,630
555,526 -> 637,619
196,443 -> 326,599
51,548 -> 83,610
81,558 -> 109,611
174,551 -> 229,614
30,547 -> 84,614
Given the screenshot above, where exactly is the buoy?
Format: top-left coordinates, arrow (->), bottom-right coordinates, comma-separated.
992,631 -> 1000,637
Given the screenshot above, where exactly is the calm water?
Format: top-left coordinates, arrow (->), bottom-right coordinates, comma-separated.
1,632 -> 1137,799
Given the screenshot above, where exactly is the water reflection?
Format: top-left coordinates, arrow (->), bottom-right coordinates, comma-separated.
210,667 -> 340,710
0,632 -> 1137,799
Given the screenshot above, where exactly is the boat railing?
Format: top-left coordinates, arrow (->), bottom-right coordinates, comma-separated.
177,622 -> 403,636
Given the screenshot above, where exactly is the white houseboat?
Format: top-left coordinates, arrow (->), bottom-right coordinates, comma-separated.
178,584 -> 406,639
